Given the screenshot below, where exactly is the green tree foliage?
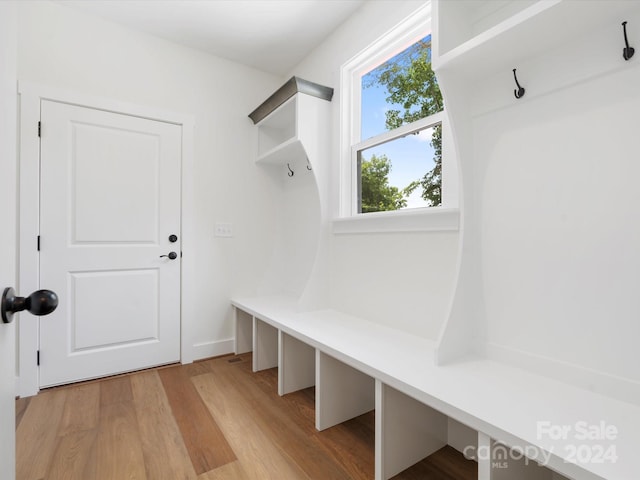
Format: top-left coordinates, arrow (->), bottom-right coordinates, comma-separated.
404,124 -> 441,206
364,36 -> 443,206
360,154 -> 407,213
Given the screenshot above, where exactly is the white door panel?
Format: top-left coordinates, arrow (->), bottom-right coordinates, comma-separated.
71,122 -> 161,243
71,269 -> 159,349
39,100 -> 181,387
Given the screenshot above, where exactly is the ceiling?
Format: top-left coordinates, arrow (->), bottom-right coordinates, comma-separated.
57,0 -> 366,76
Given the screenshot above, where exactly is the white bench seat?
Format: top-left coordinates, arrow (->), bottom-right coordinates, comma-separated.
232,295 -> 640,480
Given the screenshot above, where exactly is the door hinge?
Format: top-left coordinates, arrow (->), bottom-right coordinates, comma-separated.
37,235 -> 40,251
37,350 -> 40,366
38,121 -> 41,138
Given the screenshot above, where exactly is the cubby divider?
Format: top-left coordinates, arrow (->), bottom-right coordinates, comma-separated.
252,317 -> 278,372
278,331 -> 315,396
315,350 -> 375,431
375,381 -> 448,480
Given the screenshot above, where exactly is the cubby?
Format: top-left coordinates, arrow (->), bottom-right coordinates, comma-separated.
233,5 -> 640,480
480,436 -> 571,480
376,381 -> 448,479
233,308 -> 253,354
279,331 -> 315,396
232,300 -> 479,480
256,96 -> 297,161
250,76 -> 332,167
436,0 -> 541,58
233,284 -> 640,480
316,350 -> 374,431
247,77 -> 333,306
432,1 -> 640,479
253,318 -> 278,372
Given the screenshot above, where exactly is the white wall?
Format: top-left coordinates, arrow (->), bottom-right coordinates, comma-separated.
255,159 -> 322,298
287,0 -> 459,339
475,55 -> 640,396
16,0 -> 284,363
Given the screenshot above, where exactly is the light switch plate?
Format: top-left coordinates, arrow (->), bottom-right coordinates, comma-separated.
214,223 -> 233,237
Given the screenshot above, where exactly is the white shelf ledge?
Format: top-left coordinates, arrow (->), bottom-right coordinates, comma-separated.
256,137 -> 306,165
434,0 -> 639,78
332,207 -> 459,235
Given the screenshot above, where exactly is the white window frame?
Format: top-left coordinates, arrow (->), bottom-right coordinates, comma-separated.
354,112 -> 444,213
337,3 -> 458,233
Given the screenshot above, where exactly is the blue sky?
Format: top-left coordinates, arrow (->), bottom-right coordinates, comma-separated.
359,36 -> 436,209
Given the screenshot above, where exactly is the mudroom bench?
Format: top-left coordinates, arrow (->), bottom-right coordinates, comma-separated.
232,295 -> 638,480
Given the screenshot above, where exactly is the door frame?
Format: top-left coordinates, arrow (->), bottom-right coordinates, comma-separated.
0,2 -> 18,477
17,81 -> 196,397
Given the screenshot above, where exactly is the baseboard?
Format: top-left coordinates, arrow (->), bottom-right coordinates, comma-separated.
479,342 -> 640,406
188,338 -> 235,363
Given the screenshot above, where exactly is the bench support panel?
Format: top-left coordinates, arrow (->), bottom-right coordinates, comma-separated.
487,437 -> 556,480
478,432 -> 492,480
375,381 -> 448,480
253,318 -> 278,372
316,350 -> 375,431
234,307 -> 253,354
278,331 -> 315,395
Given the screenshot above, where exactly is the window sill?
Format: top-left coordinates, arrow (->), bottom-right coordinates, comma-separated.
332,207 -> 459,235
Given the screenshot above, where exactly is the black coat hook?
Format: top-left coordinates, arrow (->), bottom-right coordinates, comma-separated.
622,21 -> 635,60
306,157 -> 312,171
513,68 -> 525,99
287,163 -> 294,177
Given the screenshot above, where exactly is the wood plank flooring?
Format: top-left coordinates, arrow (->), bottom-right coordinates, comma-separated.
16,353 -> 477,479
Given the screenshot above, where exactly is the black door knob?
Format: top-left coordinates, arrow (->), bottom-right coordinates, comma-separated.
159,251 -> 178,260
1,287 -> 59,324
168,234 -> 178,243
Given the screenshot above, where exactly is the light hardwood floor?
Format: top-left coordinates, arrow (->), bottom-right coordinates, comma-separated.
16,353 -> 477,479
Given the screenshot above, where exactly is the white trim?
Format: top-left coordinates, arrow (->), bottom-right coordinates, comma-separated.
353,111 -> 444,153
16,81 -> 195,396
18,82 -> 193,126
332,207 -> 459,235
180,114 -> 197,365
191,339 -> 235,361
17,85 -> 42,397
478,342 -> 640,406
345,3 -> 433,81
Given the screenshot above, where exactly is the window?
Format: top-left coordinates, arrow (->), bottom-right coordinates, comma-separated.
340,4 -> 451,218
357,121 -> 441,212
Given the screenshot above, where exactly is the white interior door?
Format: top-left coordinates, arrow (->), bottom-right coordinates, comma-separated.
0,2 -> 17,477
39,100 -> 182,388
